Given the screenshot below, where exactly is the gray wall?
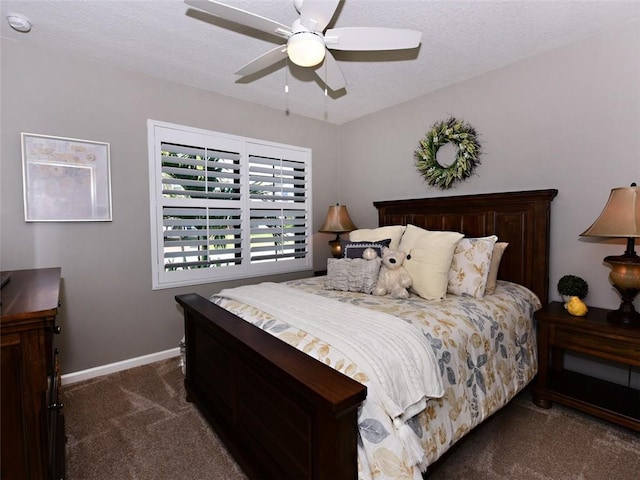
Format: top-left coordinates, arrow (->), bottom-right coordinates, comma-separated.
340,19 -> 640,311
1,41 -> 341,373
338,20 -> 640,385
2,19 -> 639,383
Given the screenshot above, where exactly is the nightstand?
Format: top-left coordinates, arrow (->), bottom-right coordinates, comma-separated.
533,301 -> 640,431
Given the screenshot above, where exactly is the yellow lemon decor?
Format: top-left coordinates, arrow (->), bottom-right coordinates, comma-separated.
566,296 -> 588,316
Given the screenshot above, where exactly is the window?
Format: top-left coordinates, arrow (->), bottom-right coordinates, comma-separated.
148,120 -> 312,289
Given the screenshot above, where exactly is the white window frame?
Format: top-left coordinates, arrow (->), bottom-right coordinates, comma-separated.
148,120 -> 313,290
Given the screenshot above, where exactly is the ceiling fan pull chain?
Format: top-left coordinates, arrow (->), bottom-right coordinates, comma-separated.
285,57 -> 289,93
324,61 -> 328,120
285,58 -> 290,116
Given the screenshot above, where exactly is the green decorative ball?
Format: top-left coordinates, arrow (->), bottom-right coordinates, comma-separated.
557,275 -> 588,299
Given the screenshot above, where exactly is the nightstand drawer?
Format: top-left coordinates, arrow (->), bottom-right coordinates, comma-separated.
553,325 -> 639,364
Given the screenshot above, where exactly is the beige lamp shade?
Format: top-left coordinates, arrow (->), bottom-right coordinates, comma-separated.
319,204 -> 357,234
580,186 -> 640,238
319,204 -> 357,259
580,184 -> 640,326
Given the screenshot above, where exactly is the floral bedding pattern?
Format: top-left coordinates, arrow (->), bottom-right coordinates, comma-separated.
211,277 -> 541,480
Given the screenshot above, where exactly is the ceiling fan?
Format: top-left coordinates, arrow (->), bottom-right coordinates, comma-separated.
185,0 -> 422,91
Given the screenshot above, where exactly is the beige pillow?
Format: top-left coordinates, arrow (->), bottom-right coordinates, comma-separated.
484,242 -> 509,294
399,225 -> 464,300
349,225 -> 406,251
447,236 -> 498,298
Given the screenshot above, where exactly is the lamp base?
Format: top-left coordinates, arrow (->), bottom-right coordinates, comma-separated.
328,234 -> 343,259
607,298 -> 640,326
604,253 -> 640,327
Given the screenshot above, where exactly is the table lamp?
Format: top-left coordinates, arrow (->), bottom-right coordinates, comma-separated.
580,184 -> 640,325
319,204 -> 357,258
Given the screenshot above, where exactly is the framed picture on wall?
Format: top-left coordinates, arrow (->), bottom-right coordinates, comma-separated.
21,133 -> 112,222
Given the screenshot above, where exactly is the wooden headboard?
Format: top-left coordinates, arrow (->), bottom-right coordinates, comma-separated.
374,189 -> 558,305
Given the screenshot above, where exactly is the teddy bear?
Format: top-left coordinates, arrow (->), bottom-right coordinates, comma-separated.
373,247 -> 412,299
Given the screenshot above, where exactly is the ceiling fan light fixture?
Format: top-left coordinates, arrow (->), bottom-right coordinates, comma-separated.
287,32 -> 325,67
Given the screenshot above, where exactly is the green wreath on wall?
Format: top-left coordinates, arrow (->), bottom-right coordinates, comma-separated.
415,117 -> 482,190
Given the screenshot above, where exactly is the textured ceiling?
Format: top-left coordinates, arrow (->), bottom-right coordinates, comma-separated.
2,0 -> 640,124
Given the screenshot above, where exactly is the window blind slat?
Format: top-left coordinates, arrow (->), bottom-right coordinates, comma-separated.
163,166 -> 241,180
249,156 -> 307,169
162,143 -> 241,161
162,191 -> 241,200
250,251 -> 307,261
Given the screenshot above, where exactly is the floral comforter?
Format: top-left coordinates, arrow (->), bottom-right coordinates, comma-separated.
211,277 -> 541,480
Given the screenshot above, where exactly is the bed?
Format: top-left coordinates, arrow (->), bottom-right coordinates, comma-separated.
176,189 -> 557,480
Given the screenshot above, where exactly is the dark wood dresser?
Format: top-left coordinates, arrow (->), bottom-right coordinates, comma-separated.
1,268 -> 65,480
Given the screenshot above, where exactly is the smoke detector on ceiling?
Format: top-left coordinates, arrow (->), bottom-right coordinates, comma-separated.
6,12 -> 32,33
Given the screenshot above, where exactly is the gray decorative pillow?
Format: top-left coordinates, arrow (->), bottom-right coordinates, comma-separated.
324,258 -> 382,294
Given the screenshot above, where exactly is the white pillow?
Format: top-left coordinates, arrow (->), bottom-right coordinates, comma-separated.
399,225 -> 464,300
349,225 -> 406,251
447,236 -> 498,298
484,242 -> 508,295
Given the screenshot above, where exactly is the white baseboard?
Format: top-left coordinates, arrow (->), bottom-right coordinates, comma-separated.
61,347 -> 181,385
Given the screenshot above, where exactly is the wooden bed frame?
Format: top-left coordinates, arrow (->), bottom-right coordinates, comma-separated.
175,189 -> 557,480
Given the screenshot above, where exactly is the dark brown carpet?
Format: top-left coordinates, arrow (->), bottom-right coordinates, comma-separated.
62,357 -> 639,480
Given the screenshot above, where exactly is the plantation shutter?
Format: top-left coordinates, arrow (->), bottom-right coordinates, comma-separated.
248,146 -> 309,267
160,143 -> 241,200
149,121 -> 312,289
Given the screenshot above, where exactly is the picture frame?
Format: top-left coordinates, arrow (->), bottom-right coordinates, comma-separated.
21,133 -> 112,222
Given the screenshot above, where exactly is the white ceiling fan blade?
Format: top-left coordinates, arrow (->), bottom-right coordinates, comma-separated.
325,27 -> 422,51
235,45 -> 288,76
185,0 -> 292,38
313,50 -> 346,91
299,0 -> 340,32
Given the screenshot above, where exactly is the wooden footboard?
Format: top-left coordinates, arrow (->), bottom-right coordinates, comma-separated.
175,293 -> 367,480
